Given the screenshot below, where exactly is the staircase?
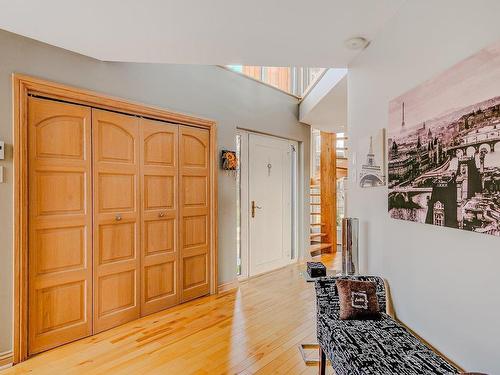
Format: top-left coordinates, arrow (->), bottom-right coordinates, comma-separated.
309,183 -> 332,257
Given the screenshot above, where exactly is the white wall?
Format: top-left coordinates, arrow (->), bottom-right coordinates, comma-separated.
0,29 -> 310,353
348,1 -> 500,373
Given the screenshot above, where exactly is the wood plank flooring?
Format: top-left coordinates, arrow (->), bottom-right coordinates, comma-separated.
3,254 -> 339,375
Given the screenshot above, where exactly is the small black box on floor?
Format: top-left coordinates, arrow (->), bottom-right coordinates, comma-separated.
306,262 -> 326,278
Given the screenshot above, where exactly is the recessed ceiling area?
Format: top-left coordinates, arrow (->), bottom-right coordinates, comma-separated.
299,69 -> 348,132
0,0 -> 404,67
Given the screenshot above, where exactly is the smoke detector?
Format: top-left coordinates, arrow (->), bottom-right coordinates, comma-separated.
344,37 -> 370,50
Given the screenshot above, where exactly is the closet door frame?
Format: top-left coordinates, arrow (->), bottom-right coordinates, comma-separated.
13,74 -> 218,364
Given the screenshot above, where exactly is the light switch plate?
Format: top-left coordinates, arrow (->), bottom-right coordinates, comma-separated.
0,141 -> 4,160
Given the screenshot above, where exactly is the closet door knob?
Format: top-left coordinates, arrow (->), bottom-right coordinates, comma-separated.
159,212 -> 166,218
115,214 -> 122,221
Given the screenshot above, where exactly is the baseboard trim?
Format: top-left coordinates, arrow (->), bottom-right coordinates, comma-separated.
218,279 -> 239,293
0,351 -> 13,369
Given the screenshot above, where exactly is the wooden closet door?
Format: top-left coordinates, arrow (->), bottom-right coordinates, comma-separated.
93,109 -> 140,333
28,98 -> 93,354
140,119 -> 179,315
179,126 -> 211,302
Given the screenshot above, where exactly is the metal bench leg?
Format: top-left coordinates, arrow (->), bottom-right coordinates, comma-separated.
319,346 -> 326,375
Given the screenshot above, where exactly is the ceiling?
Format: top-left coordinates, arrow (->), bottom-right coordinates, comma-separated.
0,0 -> 404,67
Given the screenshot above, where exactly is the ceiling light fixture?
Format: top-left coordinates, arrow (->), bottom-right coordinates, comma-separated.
344,37 -> 370,50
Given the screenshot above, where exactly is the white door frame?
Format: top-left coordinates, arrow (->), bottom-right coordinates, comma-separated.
237,130 -> 300,280
238,131 -> 250,280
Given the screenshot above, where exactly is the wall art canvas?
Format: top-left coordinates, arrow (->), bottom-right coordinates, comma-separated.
388,40 -> 500,236
221,149 -> 238,170
358,129 -> 386,188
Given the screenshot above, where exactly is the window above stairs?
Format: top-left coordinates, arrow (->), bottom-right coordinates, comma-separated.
226,65 -> 325,98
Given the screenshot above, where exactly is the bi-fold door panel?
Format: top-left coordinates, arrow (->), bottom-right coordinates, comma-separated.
28,98 -> 93,354
27,97 -> 212,355
92,109 -> 141,333
179,126 -> 211,302
140,118 -> 179,315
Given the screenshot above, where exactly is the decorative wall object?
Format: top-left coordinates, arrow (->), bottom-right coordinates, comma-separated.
357,129 -> 386,188
221,149 -> 238,176
388,40 -> 500,237
341,217 -> 359,275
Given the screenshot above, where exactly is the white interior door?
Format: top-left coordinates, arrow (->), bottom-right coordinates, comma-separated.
249,133 -> 293,276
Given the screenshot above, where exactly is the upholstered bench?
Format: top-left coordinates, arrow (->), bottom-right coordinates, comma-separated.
315,276 -> 460,375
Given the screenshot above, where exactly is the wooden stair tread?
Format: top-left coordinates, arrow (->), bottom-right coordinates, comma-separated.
310,232 -> 327,238
310,203 -> 321,206
309,243 -> 332,256
310,243 -> 332,250
310,223 -> 325,226
310,212 -> 321,216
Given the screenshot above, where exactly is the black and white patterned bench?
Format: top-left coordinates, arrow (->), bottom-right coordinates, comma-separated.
315,276 -> 460,375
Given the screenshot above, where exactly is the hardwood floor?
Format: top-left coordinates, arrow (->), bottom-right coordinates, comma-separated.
3,254 -> 339,375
